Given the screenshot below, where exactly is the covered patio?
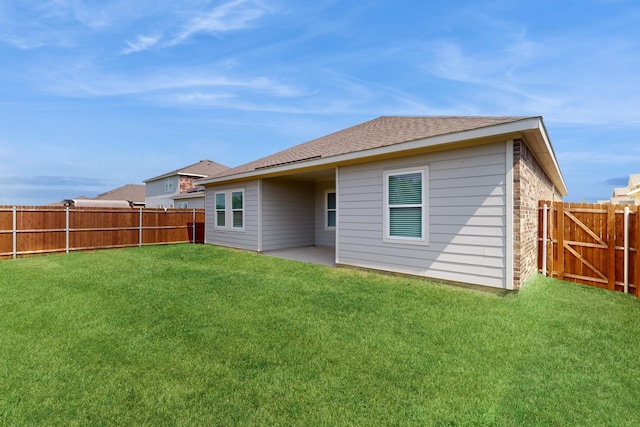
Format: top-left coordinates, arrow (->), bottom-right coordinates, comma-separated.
263,246 -> 335,267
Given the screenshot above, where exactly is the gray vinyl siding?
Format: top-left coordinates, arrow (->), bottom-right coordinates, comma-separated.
204,181 -> 259,251
145,176 -> 179,208
314,180 -> 336,248
337,142 -> 508,288
261,178 -> 315,251
173,196 -> 205,209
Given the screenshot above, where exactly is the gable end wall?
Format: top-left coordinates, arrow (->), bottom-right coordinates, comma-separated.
512,139 -> 562,289
180,176 -> 198,194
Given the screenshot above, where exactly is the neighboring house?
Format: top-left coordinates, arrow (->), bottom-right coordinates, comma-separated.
144,160 -> 229,208
52,184 -> 146,207
611,188 -> 634,205
196,116 -> 567,290
609,173 -> 640,205
95,184 -> 145,205
63,199 -> 133,208
627,173 -> 640,203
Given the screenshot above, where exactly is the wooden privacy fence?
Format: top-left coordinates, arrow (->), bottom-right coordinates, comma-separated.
538,201 -> 640,296
0,206 -> 205,259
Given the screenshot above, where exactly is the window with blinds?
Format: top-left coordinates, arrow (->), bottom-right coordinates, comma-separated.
384,167 -> 428,244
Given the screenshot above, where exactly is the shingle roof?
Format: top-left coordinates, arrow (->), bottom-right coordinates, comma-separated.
210,116 -> 535,179
96,184 -> 145,203
614,188 -> 629,197
144,159 -> 230,182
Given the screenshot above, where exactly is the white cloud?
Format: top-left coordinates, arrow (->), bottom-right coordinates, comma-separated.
37,61 -> 309,102
171,0 -> 270,45
121,34 -> 160,54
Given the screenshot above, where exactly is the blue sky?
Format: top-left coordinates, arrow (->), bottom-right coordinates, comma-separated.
1,0 -> 639,205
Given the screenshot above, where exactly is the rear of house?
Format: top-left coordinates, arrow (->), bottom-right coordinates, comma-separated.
198,116 -> 567,290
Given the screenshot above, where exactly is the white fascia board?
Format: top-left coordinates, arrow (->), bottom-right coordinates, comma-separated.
144,172 -> 208,183
176,173 -> 208,178
628,187 -> 640,196
532,120 -> 568,196
196,117 -> 544,186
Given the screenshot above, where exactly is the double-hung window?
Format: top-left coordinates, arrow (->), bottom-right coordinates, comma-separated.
231,191 -> 244,228
164,177 -> 174,193
214,189 -> 245,230
383,166 -> 428,244
326,190 -> 336,229
215,192 -> 226,227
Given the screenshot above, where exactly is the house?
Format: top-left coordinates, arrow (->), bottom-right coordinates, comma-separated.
629,174 -> 640,202
196,116 -> 567,290
609,174 -> 640,205
95,184 -> 145,206
51,184 -> 145,207
144,160 -> 229,208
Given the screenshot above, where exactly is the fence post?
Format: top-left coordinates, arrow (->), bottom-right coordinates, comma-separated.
65,207 -> 70,254
12,206 -> 17,259
607,204 -> 616,291
192,209 -> 196,244
624,206 -> 630,293
139,208 -> 143,247
556,201 -> 565,280
636,206 -> 640,297
542,203 -> 548,277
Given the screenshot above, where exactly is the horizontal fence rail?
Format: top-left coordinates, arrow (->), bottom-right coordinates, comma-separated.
539,201 -> 640,297
0,206 -> 205,259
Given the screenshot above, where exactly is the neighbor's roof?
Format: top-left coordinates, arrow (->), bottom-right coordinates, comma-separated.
629,173 -> 640,188
198,116 -> 568,195
613,187 -> 629,197
96,184 -> 145,203
144,159 -> 229,182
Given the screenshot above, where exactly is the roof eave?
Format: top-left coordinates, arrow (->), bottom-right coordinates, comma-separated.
197,117 -> 568,196
520,119 -> 569,196
173,191 -> 205,200
144,172 -> 209,183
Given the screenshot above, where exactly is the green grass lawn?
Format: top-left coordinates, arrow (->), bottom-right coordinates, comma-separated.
1,244 -> 640,426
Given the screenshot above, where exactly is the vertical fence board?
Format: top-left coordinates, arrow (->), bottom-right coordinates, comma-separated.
556,202 -> 565,280
606,204 -> 616,291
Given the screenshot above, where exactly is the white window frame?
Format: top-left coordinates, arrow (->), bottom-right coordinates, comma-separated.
214,189 -> 245,231
383,166 -> 429,245
231,190 -> 244,230
325,189 -> 336,230
176,201 -> 188,209
164,177 -> 174,193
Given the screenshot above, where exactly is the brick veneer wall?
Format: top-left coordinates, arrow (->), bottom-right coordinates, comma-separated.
513,139 -> 562,289
179,176 -> 197,194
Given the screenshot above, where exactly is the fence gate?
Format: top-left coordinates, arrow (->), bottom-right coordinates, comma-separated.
539,201 -> 640,296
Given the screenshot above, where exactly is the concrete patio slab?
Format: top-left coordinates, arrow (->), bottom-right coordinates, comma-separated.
263,246 -> 335,267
